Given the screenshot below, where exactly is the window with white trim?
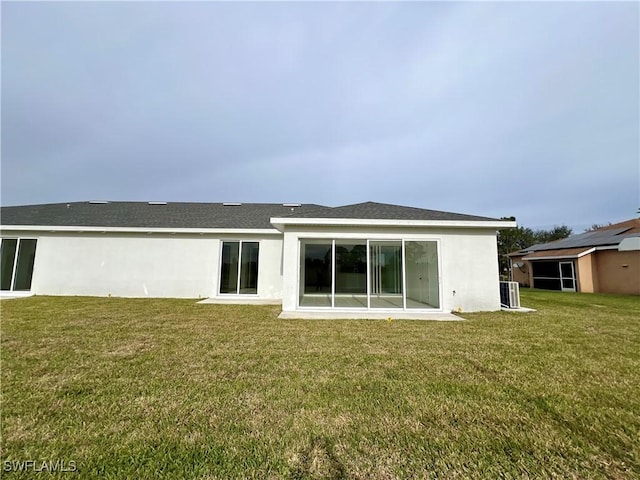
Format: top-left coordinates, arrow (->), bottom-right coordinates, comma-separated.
219,241 -> 259,294
1,238 -> 37,291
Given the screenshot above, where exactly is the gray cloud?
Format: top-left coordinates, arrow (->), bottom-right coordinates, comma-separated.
2,1 -> 638,231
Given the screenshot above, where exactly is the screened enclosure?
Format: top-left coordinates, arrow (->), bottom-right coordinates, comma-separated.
531,260 -> 576,292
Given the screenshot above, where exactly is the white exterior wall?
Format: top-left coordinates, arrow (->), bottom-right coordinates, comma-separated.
4,230 -> 283,300
281,226 -> 501,312
2,225 -> 501,311
439,229 -> 502,312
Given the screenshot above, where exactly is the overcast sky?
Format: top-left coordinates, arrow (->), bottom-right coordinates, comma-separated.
2,1 -> 638,231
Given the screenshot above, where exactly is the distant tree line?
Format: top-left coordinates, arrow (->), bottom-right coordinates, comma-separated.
585,222 -> 613,232
497,217 -> 572,274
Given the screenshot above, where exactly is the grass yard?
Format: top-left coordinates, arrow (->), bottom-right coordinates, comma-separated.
1,289 -> 639,479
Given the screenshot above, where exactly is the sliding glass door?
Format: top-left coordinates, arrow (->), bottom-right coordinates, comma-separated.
219,241 -> 259,295
1,238 -> 37,292
298,239 -> 440,310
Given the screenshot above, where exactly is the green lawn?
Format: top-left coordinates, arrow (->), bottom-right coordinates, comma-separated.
1,290 -> 639,479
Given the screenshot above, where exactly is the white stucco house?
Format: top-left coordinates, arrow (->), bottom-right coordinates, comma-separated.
0,201 -> 516,315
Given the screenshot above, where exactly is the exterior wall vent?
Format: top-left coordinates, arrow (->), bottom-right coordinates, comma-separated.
89,200 -> 109,204
223,202 -> 242,206
148,201 -> 167,205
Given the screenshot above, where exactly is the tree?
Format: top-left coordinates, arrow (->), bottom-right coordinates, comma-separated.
533,225 -> 573,243
497,217 -> 534,256
497,217 -> 572,276
584,222 -> 613,232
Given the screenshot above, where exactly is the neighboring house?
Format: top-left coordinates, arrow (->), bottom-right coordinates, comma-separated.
0,201 -> 516,313
508,219 -> 640,295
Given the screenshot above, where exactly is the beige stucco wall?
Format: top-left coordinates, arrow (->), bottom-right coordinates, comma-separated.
594,250 -> 640,295
576,254 -> 597,293
509,255 -> 531,287
511,249 -> 639,295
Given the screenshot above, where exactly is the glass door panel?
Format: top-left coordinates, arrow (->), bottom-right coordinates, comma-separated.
1,239 -> 17,291
299,242 -> 332,307
405,241 -> 439,308
369,241 -> 402,309
13,239 -> 37,291
335,242 -> 367,308
219,242 -> 240,293
239,242 -> 259,294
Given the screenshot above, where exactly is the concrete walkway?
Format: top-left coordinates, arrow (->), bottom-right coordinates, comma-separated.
501,306 -> 537,313
197,298 -> 281,305
0,293 -> 34,301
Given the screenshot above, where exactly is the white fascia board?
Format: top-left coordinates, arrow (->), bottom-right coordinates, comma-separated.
594,245 -> 619,251
270,217 -> 516,231
0,225 -> 281,235
524,247 -> 596,261
524,255 -> 576,261
577,247 -> 596,257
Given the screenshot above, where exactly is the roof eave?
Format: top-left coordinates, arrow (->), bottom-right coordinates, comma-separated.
522,247 -> 596,261
270,217 -> 516,231
0,225 -> 281,235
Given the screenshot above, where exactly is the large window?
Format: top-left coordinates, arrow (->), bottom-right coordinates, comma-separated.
299,239 -> 440,310
219,241 -> 259,295
1,238 -> 37,291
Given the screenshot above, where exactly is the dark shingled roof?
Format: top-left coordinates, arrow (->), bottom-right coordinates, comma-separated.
0,201 -> 329,229
1,200 -> 502,230
279,201 -> 500,222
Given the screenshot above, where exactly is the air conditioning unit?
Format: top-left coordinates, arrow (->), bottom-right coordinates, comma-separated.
500,281 -> 520,309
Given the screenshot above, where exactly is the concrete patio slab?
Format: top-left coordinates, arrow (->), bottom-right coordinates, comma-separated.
278,311 -> 464,321
501,306 -> 537,312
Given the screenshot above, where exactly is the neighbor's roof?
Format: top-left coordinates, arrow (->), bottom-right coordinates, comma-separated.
275,201 -> 500,222
510,219 -> 640,256
0,201 -> 328,230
